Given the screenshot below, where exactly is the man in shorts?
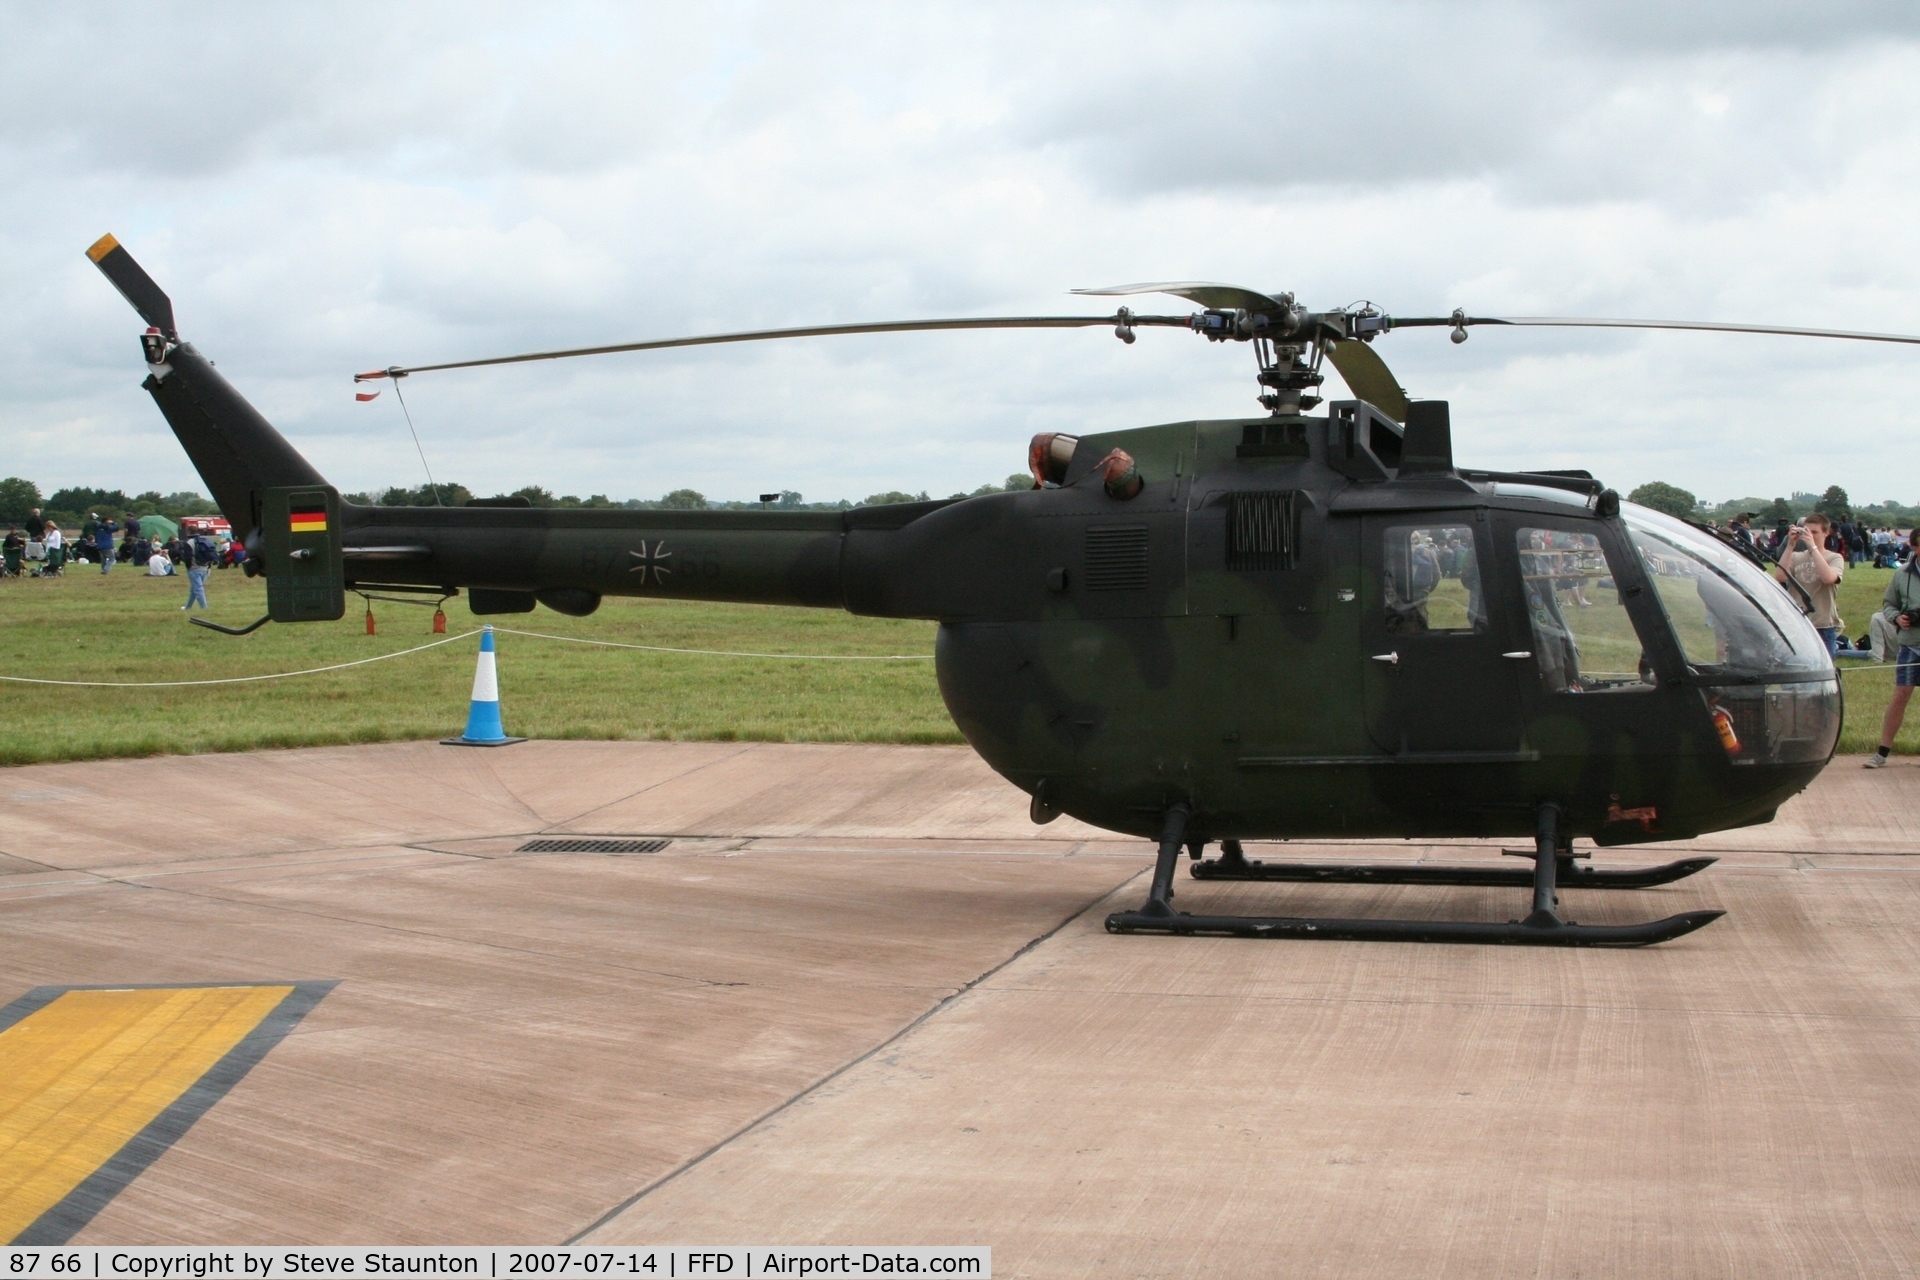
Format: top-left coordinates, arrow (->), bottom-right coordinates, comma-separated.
1867,529 -> 1920,768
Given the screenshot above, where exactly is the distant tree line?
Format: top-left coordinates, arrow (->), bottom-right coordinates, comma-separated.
344,474 -> 1036,510
12,472 -> 1908,530
1625,481 -> 1915,528
0,478 -> 221,530
0,473 -> 1039,526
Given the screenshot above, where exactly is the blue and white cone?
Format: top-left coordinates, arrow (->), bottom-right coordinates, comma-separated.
443,625 -> 526,747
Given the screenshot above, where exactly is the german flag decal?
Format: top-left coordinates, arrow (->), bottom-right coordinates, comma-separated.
289,504 -> 328,535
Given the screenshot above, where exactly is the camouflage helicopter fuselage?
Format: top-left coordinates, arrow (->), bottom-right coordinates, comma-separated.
143,334 -> 1838,852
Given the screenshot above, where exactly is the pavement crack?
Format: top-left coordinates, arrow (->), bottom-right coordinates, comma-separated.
553,744 -> 760,829
562,861 -> 1147,1243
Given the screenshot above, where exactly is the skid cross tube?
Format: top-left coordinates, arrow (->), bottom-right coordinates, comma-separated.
1107,803 -> 1725,947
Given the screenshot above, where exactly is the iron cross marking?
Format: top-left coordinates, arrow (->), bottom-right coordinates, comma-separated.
628,540 -> 673,585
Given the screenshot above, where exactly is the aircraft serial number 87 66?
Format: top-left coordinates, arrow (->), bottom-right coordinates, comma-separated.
91,234 -> 1907,947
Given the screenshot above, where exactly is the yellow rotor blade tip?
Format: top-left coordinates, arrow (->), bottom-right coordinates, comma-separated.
86,233 -> 121,262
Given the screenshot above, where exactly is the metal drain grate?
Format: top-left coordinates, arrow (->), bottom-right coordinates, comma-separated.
516,838 -> 671,854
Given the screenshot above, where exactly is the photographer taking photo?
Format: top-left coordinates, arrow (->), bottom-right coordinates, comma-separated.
1772,513 -> 1845,654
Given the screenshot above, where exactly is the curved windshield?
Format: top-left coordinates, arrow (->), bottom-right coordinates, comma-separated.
1621,504 -> 1831,680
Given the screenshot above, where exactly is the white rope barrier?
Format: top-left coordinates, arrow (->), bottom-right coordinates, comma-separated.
0,630 -> 483,687
0,624 -> 934,688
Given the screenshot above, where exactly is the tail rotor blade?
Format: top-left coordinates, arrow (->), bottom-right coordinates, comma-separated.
1324,338 -> 1410,422
86,234 -> 177,341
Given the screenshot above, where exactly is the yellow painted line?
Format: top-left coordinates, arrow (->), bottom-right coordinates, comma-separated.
0,985 -> 292,1242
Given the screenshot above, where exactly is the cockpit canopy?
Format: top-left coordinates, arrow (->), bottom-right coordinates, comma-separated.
1622,505 -> 1832,682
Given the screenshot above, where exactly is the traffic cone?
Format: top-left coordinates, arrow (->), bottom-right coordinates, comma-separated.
441,625 -> 526,747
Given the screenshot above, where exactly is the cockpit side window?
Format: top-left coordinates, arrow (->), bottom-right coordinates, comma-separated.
1382,524 -> 1482,636
1516,527 -> 1654,693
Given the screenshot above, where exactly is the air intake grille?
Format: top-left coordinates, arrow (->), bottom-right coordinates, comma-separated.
516,838 -> 670,854
1227,491 -> 1296,571
1084,525 -> 1149,591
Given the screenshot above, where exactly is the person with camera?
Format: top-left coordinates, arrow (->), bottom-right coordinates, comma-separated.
1868,529 -> 1920,769
92,515 -> 116,573
1772,513 -> 1845,654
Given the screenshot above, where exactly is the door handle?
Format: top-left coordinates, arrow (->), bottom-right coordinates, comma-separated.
1371,652 -> 1400,665
1501,651 -> 1534,660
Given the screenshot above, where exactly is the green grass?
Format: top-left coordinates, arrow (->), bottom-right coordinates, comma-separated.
1,559 -> 1912,766
0,568 -> 958,765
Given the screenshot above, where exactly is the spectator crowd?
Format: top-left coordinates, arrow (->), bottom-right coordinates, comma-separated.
1717,510 -> 1911,570
3,507 -> 244,611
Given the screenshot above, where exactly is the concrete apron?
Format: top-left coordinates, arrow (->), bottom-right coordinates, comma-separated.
0,742 -> 1916,1276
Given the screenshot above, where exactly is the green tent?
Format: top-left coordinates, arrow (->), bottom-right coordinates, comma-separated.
128,514 -> 179,541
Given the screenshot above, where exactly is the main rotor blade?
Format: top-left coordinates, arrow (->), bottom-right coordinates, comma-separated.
1073,281 -> 1286,312
1323,339 -> 1410,422
1392,314 -> 1920,346
86,234 -> 176,341
356,313 -> 1190,379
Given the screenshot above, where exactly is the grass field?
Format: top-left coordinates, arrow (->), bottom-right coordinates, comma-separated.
0,568 -> 956,766
0,559 -> 1912,765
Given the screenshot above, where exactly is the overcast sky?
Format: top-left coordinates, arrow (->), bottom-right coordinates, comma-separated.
5,1 -> 1919,508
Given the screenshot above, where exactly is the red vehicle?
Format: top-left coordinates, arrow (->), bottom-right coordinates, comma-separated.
180,515 -> 231,539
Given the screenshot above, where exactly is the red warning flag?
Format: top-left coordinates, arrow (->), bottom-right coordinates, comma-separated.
356,388 -> 381,402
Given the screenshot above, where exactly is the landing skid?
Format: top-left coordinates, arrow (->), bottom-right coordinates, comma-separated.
1189,849 -> 1718,890
1105,806 -> 1724,948
1105,908 -> 1723,946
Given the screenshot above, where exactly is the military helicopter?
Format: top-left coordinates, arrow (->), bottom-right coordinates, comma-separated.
89,233 -> 1912,947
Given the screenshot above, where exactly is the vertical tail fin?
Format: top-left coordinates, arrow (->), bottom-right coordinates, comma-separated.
87,235 -> 329,545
